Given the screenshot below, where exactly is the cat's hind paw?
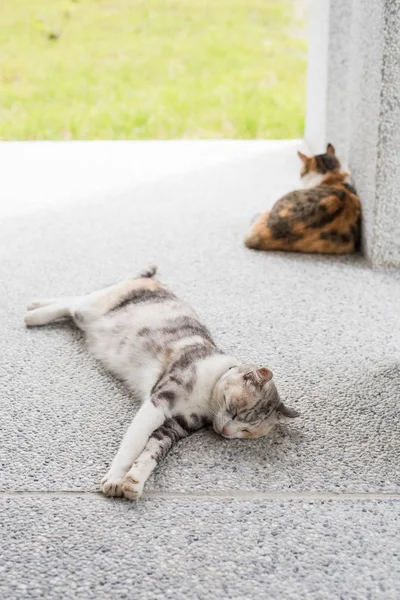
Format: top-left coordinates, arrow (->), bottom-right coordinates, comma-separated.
100,472 -> 125,498
122,471 -> 144,501
27,299 -> 49,311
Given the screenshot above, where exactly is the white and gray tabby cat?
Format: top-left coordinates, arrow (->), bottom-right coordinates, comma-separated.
24,266 -> 299,500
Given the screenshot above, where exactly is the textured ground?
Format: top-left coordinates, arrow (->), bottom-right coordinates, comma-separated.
1,141 -> 399,599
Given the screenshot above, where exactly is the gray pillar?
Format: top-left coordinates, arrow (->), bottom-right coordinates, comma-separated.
305,0 -> 400,268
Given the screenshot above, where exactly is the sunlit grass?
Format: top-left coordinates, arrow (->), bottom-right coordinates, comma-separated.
0,0 -> 307,140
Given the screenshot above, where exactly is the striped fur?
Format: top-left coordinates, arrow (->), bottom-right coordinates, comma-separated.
24,266 -> 299,500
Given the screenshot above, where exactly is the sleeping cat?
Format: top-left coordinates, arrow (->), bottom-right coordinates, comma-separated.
24,266 -> 299,500
244,144 -> 361,254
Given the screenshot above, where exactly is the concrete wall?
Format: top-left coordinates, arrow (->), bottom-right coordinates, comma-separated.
304,0 -> 330,152
305,0 -> 400,268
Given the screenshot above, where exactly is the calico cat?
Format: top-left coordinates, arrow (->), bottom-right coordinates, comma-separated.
244,144 -> 361,254
24,266 -> 299,500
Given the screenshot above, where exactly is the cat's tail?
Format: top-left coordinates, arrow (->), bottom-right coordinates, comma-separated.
138,264 -> 158,279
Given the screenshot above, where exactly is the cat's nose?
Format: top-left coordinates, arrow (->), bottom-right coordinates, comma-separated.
222,424 -> 233,437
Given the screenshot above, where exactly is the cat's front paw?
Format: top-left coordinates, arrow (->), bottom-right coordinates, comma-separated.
100,472 -> 125,497
122,469 -> 145,501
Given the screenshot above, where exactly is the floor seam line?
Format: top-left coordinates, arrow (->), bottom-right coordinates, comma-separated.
1,490 -> 400,500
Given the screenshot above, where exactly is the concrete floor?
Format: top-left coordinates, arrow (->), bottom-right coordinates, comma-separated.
1,141 -> 399,599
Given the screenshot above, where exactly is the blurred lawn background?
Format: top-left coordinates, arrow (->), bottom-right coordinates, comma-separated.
0,0 -> 308,140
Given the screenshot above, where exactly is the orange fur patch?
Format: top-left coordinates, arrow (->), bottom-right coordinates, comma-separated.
244,183 -> 361,255
279,206 -> 292,218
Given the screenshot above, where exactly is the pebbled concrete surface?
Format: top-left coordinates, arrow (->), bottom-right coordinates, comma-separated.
2,496 -> 400,600
1,141 -> 399,598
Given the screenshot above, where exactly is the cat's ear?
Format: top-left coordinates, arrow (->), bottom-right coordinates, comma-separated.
326,143 -> 335,155
276,402 -> 300,422
244,368 -> 273,386
297,151 -> 309,164
256,367 -> 273,383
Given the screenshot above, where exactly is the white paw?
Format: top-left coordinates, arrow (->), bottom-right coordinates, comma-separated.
24,310 -> 41,327
100,472 -> 125,498
122,469 -> 145,501
27,299 -> 47,311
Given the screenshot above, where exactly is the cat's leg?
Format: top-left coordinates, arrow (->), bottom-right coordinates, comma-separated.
244,211 -> 270,249
100,401 -> 166,497
24,281 -> 135,327
70,276 -> 162,327
26,298 -> 61,311
24,275 -> 161,328
244,211 -> 287,251
24,299 -> 74,327
122,418 -> 191,500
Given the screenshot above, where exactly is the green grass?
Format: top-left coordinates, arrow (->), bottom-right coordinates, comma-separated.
0,0 -> 308,140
